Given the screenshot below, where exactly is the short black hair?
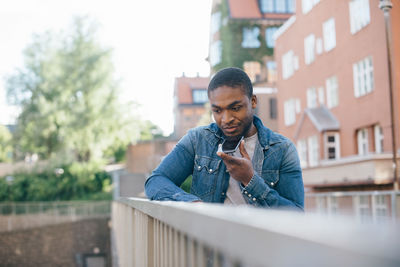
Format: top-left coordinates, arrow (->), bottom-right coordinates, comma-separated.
207,67 -> 253,98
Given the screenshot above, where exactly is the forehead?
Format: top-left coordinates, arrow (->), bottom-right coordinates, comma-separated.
208,85 -> 248,105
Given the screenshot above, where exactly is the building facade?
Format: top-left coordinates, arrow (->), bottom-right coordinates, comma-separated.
275,0 -> 400,194
209,0 -> 295,130
173,75 -> 210,139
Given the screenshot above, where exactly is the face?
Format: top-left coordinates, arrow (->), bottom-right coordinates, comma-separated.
209,85 -> 257,138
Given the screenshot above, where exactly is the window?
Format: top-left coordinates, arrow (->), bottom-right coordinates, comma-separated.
260,0 -> 295,13
374,125 -> 384,153
325,133 -> 340,160
284,98 -> 296,126
349,0 -> 370,34
210,12 -> 221,35
354,195 -> 371,223
243,61 -> 261,83
308,135 -> 319,167
326,76 -> 338,108
210,41 -> 222,66
318,86 -> 325,105
372,195 -> 388,223
266,27 -> 279,48
302,0 -> 320,14
357,128 -> 369,155
266,61 -> 277,82
323,18 -> 336,52
304,34 -> 315,65
242,27 -> 261,48
269,98 -> 277,119
353,56 -> 374,97
307,87 -> 317,108
192,89 -> 208,104
282,50 -> 295,80
327,196 -> 338,215
297,139 -> 308,168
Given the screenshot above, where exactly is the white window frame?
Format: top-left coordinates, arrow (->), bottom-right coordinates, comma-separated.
323,18 -> 336,52
304,34 -> 316,65
210,41 -> 222,66
327,196 -> 338,215
282,50 -> 295,80
326,75 -> 338,108
349,0 -> 371,34
284,98 -> 296,126
357,128 -> 369,156
353,56 -> 374,98
372,194 -> 388,223
242,27 -> 261,48
374,125 -> 384,153
307,87 -> 317,108
354,195 -> 371,223
324,132 -> 340,160
297,139 -> 308,168
308,135 -> 319,167
210,12 -> 221,35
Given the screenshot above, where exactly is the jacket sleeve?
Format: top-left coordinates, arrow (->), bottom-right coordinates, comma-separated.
144,131 -> 202,202
240,142 -> 304,211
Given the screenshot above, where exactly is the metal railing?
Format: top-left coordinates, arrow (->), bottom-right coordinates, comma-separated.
305,190 -> 400,223
112,197 -> 400,267
0,201 -> 111,232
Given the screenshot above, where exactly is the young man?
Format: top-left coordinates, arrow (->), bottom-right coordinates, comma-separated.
145,67 -> 304,210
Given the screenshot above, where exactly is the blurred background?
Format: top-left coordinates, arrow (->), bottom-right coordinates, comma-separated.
0,0 -> 399,266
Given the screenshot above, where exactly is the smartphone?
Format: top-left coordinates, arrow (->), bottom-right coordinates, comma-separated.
221,136 -> 244,155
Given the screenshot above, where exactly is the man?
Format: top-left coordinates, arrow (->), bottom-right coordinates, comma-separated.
145,67 -> 304,210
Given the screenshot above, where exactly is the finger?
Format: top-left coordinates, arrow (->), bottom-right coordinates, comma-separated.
217,151 -> 238,164
239,140 -> 250,159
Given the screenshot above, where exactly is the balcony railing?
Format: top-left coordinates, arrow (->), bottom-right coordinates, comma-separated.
112,197 -> 400,267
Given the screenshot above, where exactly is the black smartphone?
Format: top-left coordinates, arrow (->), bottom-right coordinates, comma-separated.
221,136 -> 244,154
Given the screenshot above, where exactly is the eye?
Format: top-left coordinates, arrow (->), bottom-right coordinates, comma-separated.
231,106 -> 241,112
212,109 -> 221,114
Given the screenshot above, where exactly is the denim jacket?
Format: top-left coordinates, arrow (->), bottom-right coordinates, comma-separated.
145,116 -> 304,210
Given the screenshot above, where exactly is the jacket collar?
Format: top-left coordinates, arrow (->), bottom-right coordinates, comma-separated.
204,115 -> 282,149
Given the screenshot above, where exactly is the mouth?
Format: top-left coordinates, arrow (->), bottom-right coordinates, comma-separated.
222,126 -> 239,135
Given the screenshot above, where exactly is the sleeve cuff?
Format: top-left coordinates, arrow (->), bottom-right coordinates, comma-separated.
240,173 -> 270,203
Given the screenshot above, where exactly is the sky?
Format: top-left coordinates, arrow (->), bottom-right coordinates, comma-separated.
0,0 -> 212,135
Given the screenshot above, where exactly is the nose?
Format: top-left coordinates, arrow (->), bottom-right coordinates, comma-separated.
221,110 -> 233,124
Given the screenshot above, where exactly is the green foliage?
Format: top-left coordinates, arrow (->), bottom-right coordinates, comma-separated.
0,125 -> 12,162
139,120 -> 165,141
6,16 -> 143,162
0,162 -> 112,201
180,175 -> 192,193
212,2 -> 274,72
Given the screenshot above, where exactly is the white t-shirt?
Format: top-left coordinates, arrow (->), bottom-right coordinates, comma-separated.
224,133 -> 258,205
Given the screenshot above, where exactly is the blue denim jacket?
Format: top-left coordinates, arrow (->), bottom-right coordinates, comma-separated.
145,116 -> 304,210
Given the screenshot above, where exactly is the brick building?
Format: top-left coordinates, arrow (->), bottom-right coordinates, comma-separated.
274,0 -> 400,196
208,0 -> 296,130
173,75 -> 210,139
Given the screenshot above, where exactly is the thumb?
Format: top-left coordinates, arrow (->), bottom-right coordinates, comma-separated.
239,140 -> 250,159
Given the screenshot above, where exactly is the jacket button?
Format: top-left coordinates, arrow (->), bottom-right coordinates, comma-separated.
209,169 -> 213,172
244,191 -> 248,194
252,198 -> 256,201
270,182 -> 274,186
248,194 -> 252,197
221,192 -> 225,195
198,166 -> 201,170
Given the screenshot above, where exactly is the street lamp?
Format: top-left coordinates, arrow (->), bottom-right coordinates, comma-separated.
379,0 -> 398,190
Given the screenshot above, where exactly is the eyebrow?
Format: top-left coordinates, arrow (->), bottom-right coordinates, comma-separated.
211,100 -> 242,109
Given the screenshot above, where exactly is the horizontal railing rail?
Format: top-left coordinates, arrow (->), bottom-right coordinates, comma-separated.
112,197 -> 400,267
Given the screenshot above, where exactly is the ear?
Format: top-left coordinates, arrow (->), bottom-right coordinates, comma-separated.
251,95 -> 257,109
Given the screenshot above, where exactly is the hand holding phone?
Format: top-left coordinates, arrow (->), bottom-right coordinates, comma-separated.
218,136 -> 244,155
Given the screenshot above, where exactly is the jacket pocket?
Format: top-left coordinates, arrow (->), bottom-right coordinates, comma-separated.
261,170 -> 280,187
192,155 -> 221,196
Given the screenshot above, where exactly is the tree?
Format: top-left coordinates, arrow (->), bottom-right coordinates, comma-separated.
0,125 -> 12,162
7,17 -> 141,162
